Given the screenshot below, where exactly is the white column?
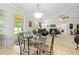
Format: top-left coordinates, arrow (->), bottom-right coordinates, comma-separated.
4,11 -> 15,47
24,16 -> 31,32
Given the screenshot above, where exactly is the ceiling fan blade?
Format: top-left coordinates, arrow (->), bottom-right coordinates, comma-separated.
64,11 -> 79,16
70,16 -> 79,18
67,13 -> 79,17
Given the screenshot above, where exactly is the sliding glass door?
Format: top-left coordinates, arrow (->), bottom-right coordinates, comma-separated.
0,9 -> 5,48
14,15 -> 24,40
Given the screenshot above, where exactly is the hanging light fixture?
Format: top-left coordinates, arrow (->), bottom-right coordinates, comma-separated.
33,3 -> 44,19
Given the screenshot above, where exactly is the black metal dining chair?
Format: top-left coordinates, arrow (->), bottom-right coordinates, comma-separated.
18,32 -> 38,55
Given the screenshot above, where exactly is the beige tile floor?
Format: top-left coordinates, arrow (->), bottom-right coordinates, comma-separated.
0,34 -> 79,55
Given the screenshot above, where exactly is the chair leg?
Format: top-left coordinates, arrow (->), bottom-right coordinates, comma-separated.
37,50 -> 39,55
20,52 -> 22,55
50,49 -> 54,54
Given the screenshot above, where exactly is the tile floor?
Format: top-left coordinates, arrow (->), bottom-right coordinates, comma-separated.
0,34 -> 79,55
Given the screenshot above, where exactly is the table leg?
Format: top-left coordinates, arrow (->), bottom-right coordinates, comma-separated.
28,38 -> 30,55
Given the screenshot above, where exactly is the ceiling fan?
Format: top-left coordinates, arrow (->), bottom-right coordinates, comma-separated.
54,6 -> 79,21
59,15 -> 69,19
57,15 -> 69,21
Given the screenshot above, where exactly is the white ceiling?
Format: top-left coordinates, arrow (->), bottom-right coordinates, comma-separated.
12,3 -> 79,21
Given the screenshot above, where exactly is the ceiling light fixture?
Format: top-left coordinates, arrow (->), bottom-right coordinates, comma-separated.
33,3 -> 44,19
